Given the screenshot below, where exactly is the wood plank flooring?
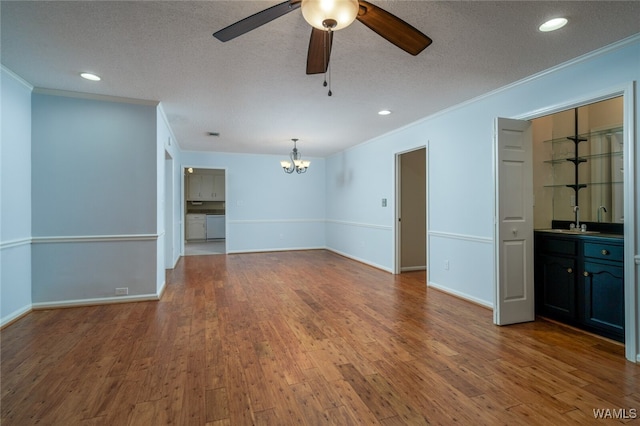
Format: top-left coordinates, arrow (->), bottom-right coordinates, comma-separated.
2,250 -> 639,425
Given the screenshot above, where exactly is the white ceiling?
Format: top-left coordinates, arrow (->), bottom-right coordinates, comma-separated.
2,1 -> 639,157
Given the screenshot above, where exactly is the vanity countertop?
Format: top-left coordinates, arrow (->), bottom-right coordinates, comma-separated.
535,229 -> 623,240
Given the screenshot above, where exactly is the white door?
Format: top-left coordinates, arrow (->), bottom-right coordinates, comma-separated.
494,118 -> 534,325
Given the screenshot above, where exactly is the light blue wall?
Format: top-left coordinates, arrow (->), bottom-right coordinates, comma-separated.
0,67 -> 33,325
326,37 -> 640,310
181,151 -> 326,253
325,145 -> 396,270
30,92 -> 161,305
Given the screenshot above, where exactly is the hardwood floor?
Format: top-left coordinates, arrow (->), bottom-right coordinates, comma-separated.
2,250 -> 639,425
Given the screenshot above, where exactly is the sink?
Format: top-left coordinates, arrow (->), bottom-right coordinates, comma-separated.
539,229 -> 600,235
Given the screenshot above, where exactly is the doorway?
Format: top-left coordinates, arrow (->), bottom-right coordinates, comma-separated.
183,167 -> 227,256
395,147 -> 427,274
494,85 -> 636,362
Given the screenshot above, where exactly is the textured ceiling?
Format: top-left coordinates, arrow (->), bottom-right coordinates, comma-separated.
2,1 -> 639,157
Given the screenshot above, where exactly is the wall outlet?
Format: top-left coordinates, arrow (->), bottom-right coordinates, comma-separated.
115,287 -> 128,296
444,260 -> 450,271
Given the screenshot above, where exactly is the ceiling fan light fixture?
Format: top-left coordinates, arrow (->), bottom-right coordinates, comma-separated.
539,17 -> 568,32
301,0 -> 359,31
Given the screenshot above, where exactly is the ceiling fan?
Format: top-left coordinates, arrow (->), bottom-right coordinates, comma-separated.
213,0 -> 432,75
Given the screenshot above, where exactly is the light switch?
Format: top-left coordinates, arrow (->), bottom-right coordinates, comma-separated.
381,198 -> 387,207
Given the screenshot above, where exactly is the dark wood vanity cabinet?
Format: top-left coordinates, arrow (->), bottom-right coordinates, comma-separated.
535,232 -> 624,342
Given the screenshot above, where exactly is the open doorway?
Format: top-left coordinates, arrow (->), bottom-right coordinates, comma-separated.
395,147 -> 427,274
495,86 -> 636,362
530,97 -> 624,342
184,167 -> 227,256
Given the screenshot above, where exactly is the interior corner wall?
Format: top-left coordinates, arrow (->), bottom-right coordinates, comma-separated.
0,67 -> 33,325
30,92 -> 160,305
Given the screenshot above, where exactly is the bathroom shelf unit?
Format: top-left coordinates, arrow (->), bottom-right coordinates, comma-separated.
543,120 -> 623,223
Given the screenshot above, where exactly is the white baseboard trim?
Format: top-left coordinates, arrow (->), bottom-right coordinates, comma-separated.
226,245 -> 325,254
428,281 -> 493,309
158,280 -> 167,299
0,304 -> 33,329
32,293 -> 160,310
220,246 -> 393,273
326,248 -> 393,273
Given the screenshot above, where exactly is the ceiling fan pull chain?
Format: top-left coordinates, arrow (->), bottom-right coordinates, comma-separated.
325,29 -> 332,96
327,62 -> 332,96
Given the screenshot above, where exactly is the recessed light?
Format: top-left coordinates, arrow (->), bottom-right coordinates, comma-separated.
80,72 -> 101,81
539,18 -> 568,32
378,109 -> 392,116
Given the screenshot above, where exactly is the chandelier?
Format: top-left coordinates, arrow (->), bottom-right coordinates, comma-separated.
280,139 -> 310,174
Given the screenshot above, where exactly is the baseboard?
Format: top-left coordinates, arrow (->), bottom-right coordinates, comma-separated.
325,248 -> 393,273
427,281 -> 493,309
226,246 -> 325,254
158,280 -> 167,300
0,304 -> 33,329
32,293 -> 160,310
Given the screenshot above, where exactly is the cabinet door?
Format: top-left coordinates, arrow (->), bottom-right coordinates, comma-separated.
187,175 -> 202,201
537,254 -> 576,320
212,175 -> 225,200
188,174 -> 216,201
581,261 -> 624,341
201,175 -> 215,200
186,216 -> 206,240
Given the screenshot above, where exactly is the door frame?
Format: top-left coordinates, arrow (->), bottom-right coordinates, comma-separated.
394,144 -> 428,276
164,151 -> 175,269
496,82 -> 636,362
181,166 -> 228,255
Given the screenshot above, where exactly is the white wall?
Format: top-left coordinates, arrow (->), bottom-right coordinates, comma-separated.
326,37 -> 639,311
181,151 -> 326,253
0,67 -> 33,326
30,91 -> 161,306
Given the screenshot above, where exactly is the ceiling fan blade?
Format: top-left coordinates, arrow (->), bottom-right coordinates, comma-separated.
306,28 -> 333,74
213,0 -> 301,42
356,0 -> 432,55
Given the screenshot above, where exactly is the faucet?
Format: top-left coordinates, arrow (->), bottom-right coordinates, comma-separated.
598,205 -> 607,223
573,205 -> 580,229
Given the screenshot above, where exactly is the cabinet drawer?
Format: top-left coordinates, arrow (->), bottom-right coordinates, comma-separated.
536,237 -> 577,256
584,241 -> 623,262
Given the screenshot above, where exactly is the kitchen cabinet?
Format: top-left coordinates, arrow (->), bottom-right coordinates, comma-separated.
187,173 -> 225,201
212,175 -> 225,201
534,231 -> 624,342
186,214 -> 206,241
